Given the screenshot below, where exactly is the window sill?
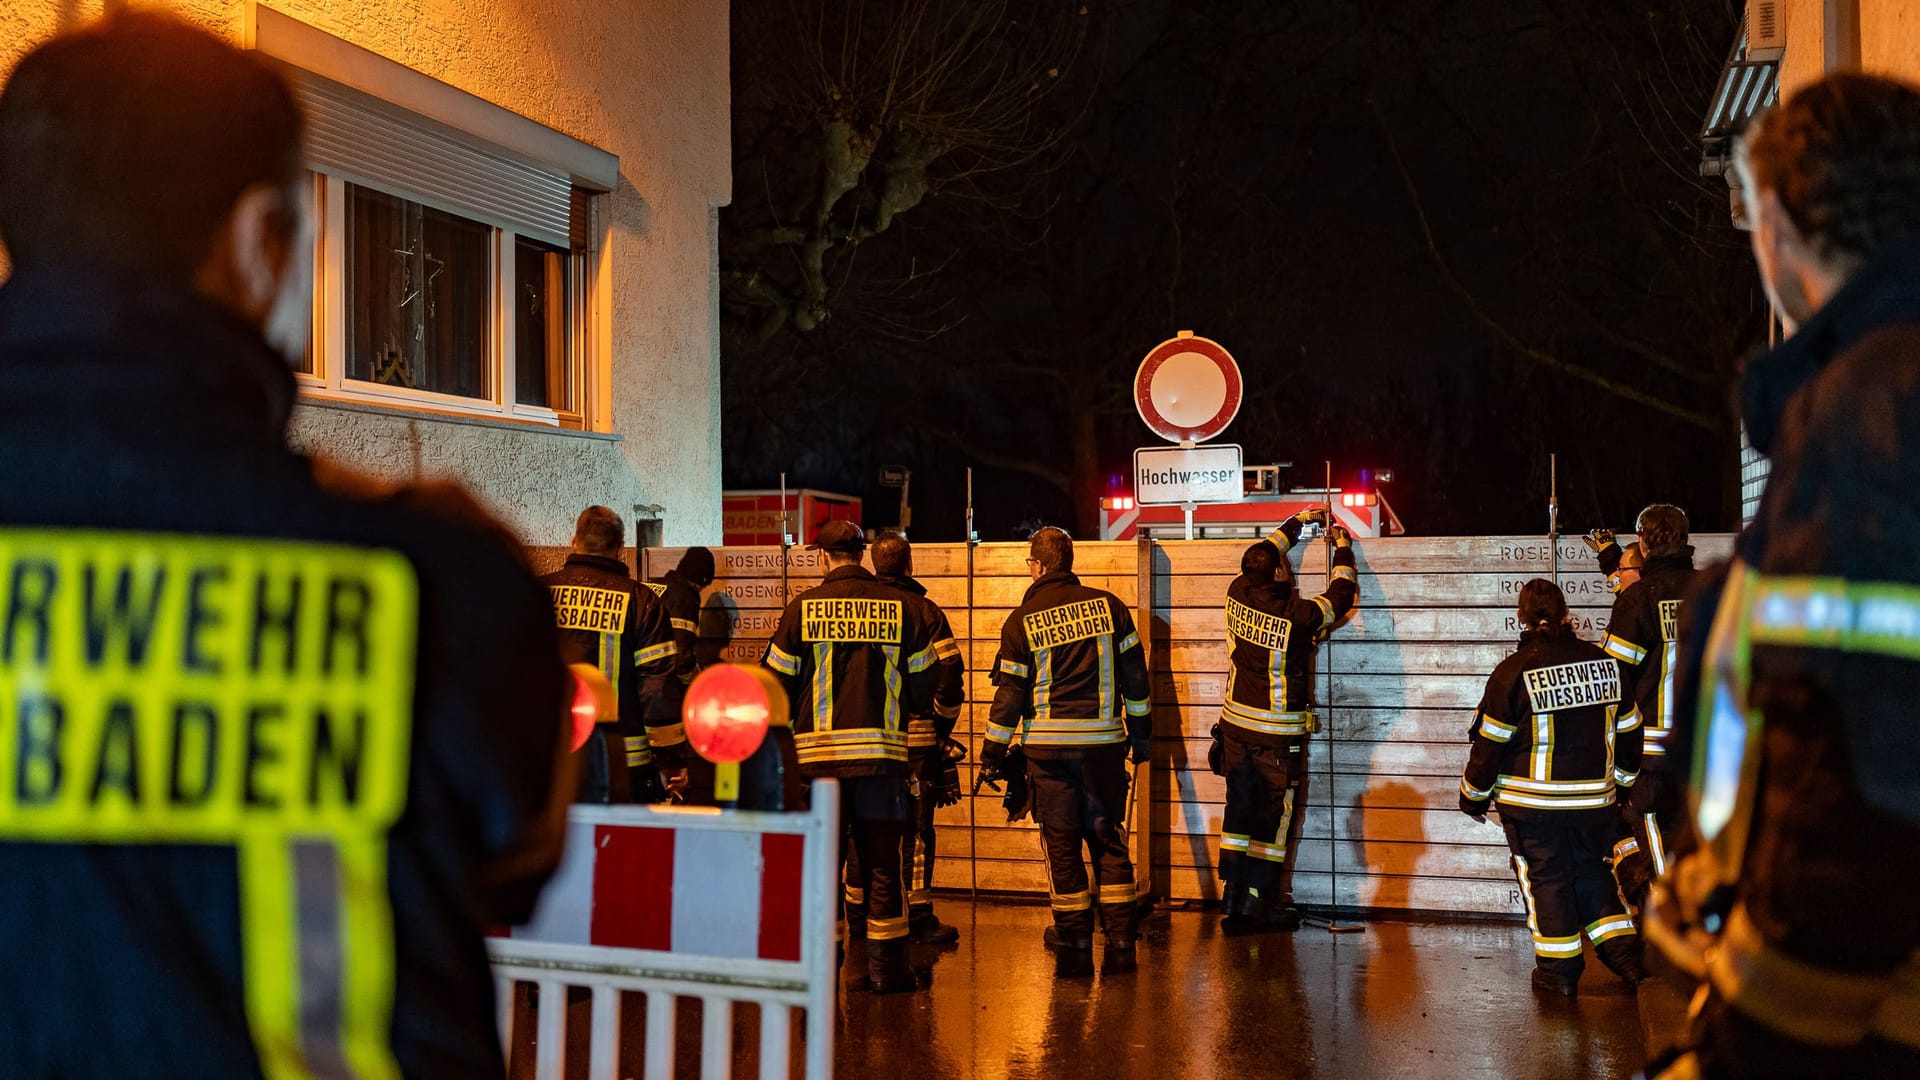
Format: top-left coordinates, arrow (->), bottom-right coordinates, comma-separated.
294,393 -> 623,442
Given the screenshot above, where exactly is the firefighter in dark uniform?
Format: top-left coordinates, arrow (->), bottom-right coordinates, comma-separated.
1585,533 -> 1651,880
1460,580 -> 1647,996
763,521 -> 941,993
1647,74 -> 1920,1079
1595,505 -> 1695,907
542,506 -> 678,803
0,16 -> 572,1076
1215,508 -> 1358,932
649,546 -> 716,802
981,526 -> 1151,975
869,531 -> 966,944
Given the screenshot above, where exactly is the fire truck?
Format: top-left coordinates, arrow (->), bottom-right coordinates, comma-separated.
1098,465 -> 1405,540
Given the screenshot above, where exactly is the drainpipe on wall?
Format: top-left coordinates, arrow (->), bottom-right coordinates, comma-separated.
1824,0 -> 1861,71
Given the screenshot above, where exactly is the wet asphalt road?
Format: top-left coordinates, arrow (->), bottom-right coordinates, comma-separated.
838,899 -> 1646,1080
512,897 -> 1647,1079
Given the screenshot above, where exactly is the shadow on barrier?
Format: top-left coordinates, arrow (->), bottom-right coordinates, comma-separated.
697,590 -> 739,669
1148,608 -> 1222,906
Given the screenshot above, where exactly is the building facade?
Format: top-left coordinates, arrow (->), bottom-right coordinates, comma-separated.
1704,2 -> 1920,524
1777,0 -> 1920,95
0,0 -> 731,546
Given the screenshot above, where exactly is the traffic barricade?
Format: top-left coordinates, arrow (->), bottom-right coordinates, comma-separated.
489,779 -> 840,1080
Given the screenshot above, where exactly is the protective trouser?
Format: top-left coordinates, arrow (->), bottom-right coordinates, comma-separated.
836,776 -> 914,946
576,727 -> 613,804
1613,769 -> 1684,910
845,758 -> 937,926
1657,725 -> 1920,1079
907,749 -> 942,916
1217,731 -> 1308,904
1029,754 -> 1136,939
1502,816 -> 1642,981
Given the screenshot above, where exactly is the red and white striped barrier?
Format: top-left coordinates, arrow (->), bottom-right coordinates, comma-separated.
489,780 -> 840,1079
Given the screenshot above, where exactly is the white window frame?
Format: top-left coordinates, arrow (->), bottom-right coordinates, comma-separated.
300,174 -> 580,426
251,4 -> 616,432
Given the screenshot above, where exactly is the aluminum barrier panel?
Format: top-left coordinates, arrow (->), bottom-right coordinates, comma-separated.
644,537 -> 1734,920
489,780 -> 840,1080
642,542 -> 1154,901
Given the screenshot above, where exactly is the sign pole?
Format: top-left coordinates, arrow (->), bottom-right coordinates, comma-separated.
1549,452 -> 1561,582
778,471 -> 791,603
1311,460 -> 1364,934
965,468 -> 978,905
1182,503 -> 1195,541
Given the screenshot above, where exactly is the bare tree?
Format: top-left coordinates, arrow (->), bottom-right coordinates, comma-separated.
1362,0 -> 1755,433
723,0 -> 1087,347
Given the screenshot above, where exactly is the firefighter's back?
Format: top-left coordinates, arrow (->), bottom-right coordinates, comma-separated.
0,16 -> 570,1077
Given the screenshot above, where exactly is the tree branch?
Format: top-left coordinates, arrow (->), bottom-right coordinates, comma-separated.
930,425 -> 1071,492
1366,98 -> 1719,431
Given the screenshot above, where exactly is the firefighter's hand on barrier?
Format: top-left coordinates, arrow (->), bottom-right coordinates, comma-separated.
1458,793 -> 1490,823
1328,524 -> 1353,549
1130,737 -> 1152,766
1206,724 -> 1225,777
1583,528 -> 1617,554
1294,508 -> 1329,527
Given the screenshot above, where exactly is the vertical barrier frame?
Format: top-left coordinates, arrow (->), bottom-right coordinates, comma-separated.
1133,533 -> 1155,900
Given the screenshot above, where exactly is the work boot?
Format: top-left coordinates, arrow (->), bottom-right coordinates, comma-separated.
909,910 -> 960,945
839,939 -> 872,992
1266,904 -> 1304,932
1220,883 -> 1260,935
1531,968 -> 1580,998
1102,942 -> 1138,975
1045,926 -> 1095,978
1607,953 -> 1650,986
867,940 -> 916,995
1043,926 -> 1094,952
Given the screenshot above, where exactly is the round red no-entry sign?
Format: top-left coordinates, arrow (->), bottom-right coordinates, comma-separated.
1134,332 -> 1242,444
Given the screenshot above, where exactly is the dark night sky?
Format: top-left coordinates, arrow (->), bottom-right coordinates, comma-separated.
719,0 -> 1765,540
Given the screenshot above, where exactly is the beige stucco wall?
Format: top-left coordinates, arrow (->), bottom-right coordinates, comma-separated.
1780,0 -> 1920,95
0,0 -> 730,547
1860,1 -> 1920,83
1779,0 -> 1827,96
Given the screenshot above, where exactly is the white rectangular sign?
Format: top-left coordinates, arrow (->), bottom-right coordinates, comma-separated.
1133,443 -> 1244,506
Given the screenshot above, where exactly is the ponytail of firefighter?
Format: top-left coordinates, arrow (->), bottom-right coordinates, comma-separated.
1517,578 -> 1574,641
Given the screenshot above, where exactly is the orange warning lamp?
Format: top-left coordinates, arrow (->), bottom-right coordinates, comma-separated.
683,663 -> 786,765
567,663 -> 614,751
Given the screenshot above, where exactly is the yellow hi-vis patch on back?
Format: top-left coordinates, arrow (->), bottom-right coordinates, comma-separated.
0,529 -> 418,1080
1523,659 -> 1622,714
1024,599 -> 1114,649
1660,600 -> 1681,643
551,585 -> 630,635
0,530 -> 417,835
1226,597 -> 1291,652
801,597 -> 903,643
